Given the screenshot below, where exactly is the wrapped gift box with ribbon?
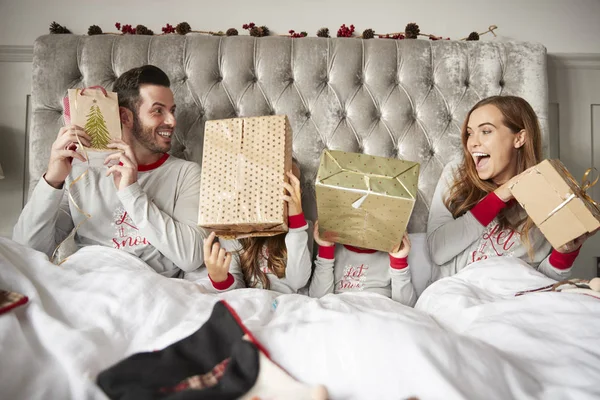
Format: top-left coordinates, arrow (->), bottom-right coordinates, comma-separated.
198,115 -> 293,238
509,159 -> 600,249
315,150 -> 420,252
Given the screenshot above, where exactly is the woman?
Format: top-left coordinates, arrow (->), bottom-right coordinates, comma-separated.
427,95 -> 595,280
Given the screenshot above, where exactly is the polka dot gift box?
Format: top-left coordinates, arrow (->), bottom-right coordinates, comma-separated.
199,115 -> 293,238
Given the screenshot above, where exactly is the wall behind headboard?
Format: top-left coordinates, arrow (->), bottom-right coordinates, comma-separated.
0,0 -> 599,277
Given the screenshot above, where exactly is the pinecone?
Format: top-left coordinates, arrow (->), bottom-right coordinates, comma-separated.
316,27 -> 330,38
249,25 -> 270,37
467,31 -> 480,41
176,22 -> 192,35
49,22 -> 71,34
405,22 -> 420,39
259,25 -> 270,36
135,25 -> 154,35
226,28 -> 238,36
88,25 -> 103,35
249,26 -> 261,37
362,29 -> 375,39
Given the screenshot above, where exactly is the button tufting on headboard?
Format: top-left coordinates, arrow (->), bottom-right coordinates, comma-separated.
29,35 -> 549,232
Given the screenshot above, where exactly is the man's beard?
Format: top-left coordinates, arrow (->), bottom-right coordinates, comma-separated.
131,113 -> 170,154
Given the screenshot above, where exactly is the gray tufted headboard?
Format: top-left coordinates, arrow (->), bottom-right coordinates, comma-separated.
30,35 -> 548,232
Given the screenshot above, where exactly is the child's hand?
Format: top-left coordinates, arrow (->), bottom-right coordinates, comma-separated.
283,170 -> 303,216
314,221 -> 334,247
203,232 -> 232,283
390,232 -> 411,259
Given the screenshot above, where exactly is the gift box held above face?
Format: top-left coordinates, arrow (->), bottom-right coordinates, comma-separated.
63,86 -> 122,151
509,159 -> 600,249
316,150 -> 420,253
198,115 -> 293,238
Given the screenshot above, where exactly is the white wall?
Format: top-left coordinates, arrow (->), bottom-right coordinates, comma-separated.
0,0 -> 599,276
0,0 -> 599,53
0,62 -> 31,238
547,57 -> 600,279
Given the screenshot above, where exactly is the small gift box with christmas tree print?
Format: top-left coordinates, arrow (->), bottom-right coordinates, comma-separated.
63,86 -> 122,151
316,150 -> 420,252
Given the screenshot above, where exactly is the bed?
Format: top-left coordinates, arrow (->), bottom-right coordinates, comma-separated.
2,34 -> 599,400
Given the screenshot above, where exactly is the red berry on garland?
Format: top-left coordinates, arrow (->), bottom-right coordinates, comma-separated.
162,23 -> 175,34
115,22 -> 121,30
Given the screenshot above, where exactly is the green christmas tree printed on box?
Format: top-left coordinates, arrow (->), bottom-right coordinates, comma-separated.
85,103 -> 111,149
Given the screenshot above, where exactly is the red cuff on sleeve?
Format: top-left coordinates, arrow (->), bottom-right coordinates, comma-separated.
389,255 -> 409,270
318,245 -> 335,259
209,273 -> 235,290
470,192 -> 508,226
288,213 -> 307,229
549,248 -> 580,270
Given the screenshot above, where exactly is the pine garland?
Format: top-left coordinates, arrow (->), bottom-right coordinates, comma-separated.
47,21 -> 499,41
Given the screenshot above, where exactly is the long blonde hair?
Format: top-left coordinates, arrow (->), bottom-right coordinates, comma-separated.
444,96 -> 542,255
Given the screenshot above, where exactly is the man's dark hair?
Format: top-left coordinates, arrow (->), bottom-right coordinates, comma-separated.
112,65 -> 170,112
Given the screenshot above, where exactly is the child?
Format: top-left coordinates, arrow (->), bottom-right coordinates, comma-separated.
427,95 -> 596,280
309,223 -> 417,307
202,162 -> 313,294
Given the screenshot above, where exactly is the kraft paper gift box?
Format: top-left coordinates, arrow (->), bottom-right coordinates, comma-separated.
198,115 -> 293,238
509,159 -> 600,249
63,86 -> 122,151
315,150 -> 420,253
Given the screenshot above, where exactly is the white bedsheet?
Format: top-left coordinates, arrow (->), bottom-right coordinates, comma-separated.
1,237 -> 599,400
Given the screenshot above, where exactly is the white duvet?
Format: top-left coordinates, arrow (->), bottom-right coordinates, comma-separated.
1,237 -> 599,400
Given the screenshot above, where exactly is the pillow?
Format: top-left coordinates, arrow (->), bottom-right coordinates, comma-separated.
408,233 -> 435,296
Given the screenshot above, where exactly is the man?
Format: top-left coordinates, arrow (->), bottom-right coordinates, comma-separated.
14,65 -> 207,279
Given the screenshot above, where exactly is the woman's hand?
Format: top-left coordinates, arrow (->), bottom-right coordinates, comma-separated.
555,228 -> 599,254
494,174 -> 521,202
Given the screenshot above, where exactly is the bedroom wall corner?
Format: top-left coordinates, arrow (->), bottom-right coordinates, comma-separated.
0,52 -> 32,239
548,54 -> 600,279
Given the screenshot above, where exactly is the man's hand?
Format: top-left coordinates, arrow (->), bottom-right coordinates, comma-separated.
45,125 -> 91,189
104,139 -> 138,191
203,232 -> 232,283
